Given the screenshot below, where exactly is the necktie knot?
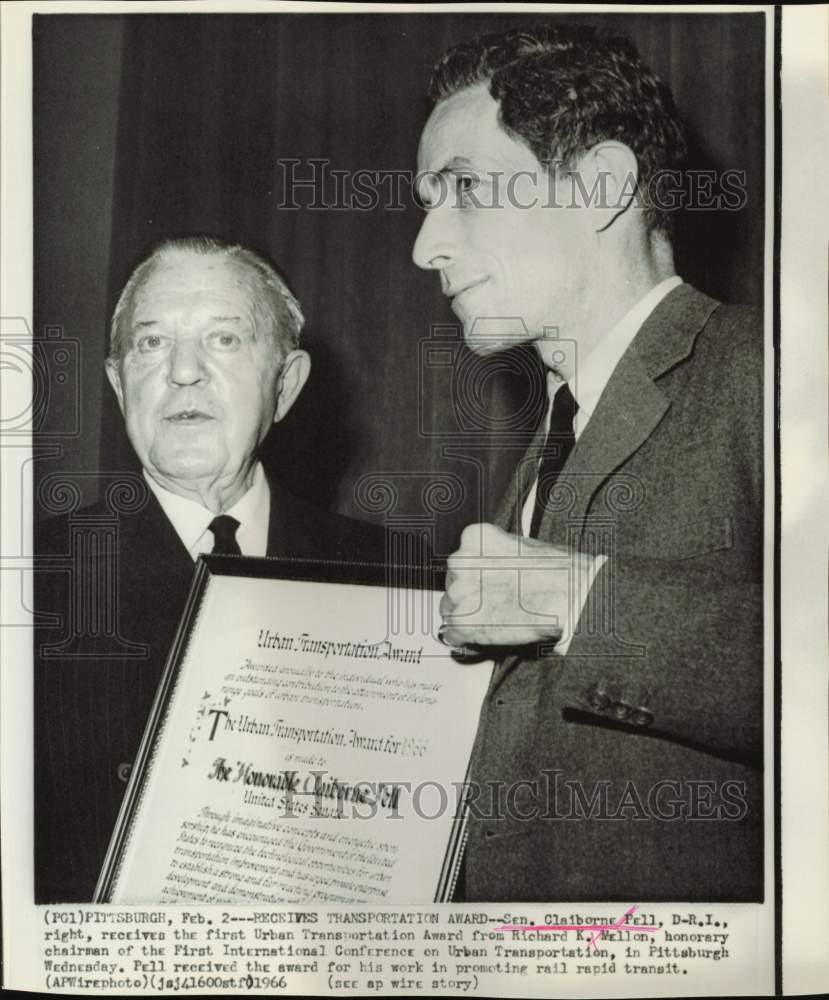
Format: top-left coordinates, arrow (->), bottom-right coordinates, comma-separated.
208,515 -> 242,555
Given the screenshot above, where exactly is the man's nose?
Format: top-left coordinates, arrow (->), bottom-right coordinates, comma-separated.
167,339 -> 207,386
412,202 -> 457,272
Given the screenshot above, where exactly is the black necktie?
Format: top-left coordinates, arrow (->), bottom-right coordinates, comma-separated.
208,515 -> 242,555
529,382 -> 579,538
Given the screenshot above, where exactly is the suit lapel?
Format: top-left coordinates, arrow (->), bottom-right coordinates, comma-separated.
265,474 -> 303,558
486,285 -> 720,694
264,473 -> 323,559
119,490 -> 195,596
266,477 -> 286,557
534,283 -> 720,540
494,421 -> 548,533
542,348 -> 670,537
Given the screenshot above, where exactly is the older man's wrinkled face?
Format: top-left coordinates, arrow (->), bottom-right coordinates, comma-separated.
106,251 -> 289,492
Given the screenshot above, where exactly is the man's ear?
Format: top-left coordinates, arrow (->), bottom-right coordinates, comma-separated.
578,142 -> 640,232
104,356 -> 126,415
273,349 -> 311,423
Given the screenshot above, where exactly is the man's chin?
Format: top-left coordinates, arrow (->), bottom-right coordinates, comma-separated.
146,448 -> 229,485
462,316 -> 536,357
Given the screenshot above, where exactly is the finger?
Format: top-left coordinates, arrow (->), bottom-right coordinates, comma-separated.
439,624 -> 474,649
439,592 -> 455,621
457,523 -> 482,552
450,645 -> 492,664
438,621 -> 479,652
448,563 -> 485,591
480,522 -> 518,556
443,594 -> 484,632
460,522 -> 510,556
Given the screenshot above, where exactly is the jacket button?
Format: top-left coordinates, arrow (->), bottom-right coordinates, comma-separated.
611,700 -> 632,721
587,686 -> 610,711
117,762 -> 132,782
630,708 -> 654,727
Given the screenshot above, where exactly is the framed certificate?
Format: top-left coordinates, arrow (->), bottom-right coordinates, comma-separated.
95,555 -> 493,905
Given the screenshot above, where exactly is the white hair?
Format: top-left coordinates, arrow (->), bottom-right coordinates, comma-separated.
109,235 -> 305,360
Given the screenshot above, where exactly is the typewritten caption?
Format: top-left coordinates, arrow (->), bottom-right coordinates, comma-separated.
39,906 -> 734,994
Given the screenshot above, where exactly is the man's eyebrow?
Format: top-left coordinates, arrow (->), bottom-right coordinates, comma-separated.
424,157 -> 475,180
420,156 -> 475,181
134,315 -> 242,326
441,157 -> 475,172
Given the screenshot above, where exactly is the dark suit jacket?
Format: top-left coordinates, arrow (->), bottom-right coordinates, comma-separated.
462,284 -> 764,901
34,475 -> 386,901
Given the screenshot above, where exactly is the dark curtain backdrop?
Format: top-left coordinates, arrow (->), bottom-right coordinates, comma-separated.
35,12 -> 766,554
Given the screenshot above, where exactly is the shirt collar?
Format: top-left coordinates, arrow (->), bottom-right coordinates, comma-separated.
229,462 -> 270,558
563,275 -> 684,422
143,462 -> 270,558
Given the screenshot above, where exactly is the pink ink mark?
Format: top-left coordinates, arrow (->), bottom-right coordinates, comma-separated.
495,905 -> 659,951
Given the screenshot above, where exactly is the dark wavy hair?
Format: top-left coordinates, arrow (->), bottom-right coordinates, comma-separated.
429,23 -> 687,235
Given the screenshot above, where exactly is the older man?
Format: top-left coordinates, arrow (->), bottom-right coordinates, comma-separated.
414,25 -> 763,900
35,236 -> 385,901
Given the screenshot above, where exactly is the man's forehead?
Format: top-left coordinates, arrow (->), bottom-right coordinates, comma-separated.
133,252 -> 250,314
417,83 -> 538,173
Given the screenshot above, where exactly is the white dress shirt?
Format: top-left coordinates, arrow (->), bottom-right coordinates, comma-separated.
144,461 -> 271,560
520,275 -> 683,651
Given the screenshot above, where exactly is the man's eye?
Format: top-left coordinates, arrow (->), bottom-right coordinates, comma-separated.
209,331 -> 241,350
454,173 -> 483,206
136,334 -> 165,352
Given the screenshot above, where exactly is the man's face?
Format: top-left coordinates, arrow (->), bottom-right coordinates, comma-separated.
106,251 -> 299,491
413,83 -> 594,356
